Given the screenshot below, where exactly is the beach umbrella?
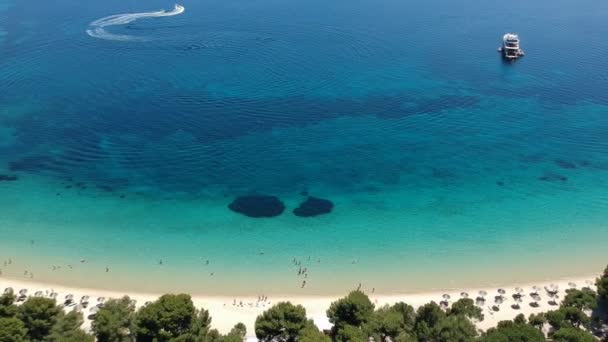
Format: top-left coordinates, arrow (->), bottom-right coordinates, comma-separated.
530,295 -> 540,307
97,297 -> 106,303
494,296 -> 504,305
80,296 -> 89,302
442,294 -> 451,300
34,291 -> 43,297
87,306 -> 99,320
460,292 -> 469,298
545,284 -> 558,296
479,290 -> 487,298
19,289 -> 27,295
548,294 -> 560,306
568,282 -> 577,288
513,287 -> 525,299
512,297 -> 522,309
4,287 -> 13,294
49,292 -> 58,299
65,294 -> 74,300
497,288 -> 506,295
531,286 -> 541,295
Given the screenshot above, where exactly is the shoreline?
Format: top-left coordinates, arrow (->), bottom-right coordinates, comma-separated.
0,274 -> 598,339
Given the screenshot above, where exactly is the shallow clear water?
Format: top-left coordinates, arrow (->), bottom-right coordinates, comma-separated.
0,0 -> 607,295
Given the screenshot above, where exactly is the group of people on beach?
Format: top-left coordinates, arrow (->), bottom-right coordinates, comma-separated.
230,295 -> 272,308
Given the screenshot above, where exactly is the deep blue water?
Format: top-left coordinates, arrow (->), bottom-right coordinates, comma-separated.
1,0 -> 608,294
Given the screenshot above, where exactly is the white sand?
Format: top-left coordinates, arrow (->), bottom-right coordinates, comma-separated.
0,275 -> 597,340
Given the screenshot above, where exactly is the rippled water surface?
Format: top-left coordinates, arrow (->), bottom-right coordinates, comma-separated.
0,0 -> 607,294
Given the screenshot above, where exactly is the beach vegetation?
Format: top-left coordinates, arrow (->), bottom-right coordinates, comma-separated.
17,297 -> 62,341
206,322 -> 248,342
549,306 -> 591,330
190,308 -> 214,340
413,302 -> 446,341
368,302 -> 416,341
432,315 -> 477,342
326,290 -> 374,338
513,314 -> 526,325
134,293 -> 212,342
480,320 -> 545,342
0,295 -> 90,342
448,298 -> 483,321
47,310 -> 95,342
92,296 -> 136,342
333,324 -> 367,342
0,317 -> 28,342
297,321 -> 331,342
597,266 -> 608,304
528,313 -> 547,330
254,302 -> 308,341
551,326 -> 597,342
561,288 -> 597,311
0,291 -> 17,318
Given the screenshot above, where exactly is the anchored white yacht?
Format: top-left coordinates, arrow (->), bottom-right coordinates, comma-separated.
498,33 -> 524,60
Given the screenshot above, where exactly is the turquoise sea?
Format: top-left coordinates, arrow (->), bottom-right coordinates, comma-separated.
0,0 -> 607,295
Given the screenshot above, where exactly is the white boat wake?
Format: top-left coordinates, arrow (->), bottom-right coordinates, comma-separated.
87,4 -> 185,41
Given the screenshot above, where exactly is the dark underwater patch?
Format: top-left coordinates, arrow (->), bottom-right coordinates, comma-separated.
554,159 -> 577,169
228,195 -> 285,218
97,185 -> 114,192
293,197 -> 334,217
9,155 -> 64,173
408,95 -> 480,116
0,175 -> 18,181
578,160 -> 591,167
538,172 -> 568,182
519,153 -> 545,164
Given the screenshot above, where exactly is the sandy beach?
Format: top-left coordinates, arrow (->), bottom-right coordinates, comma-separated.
0,274 -> 597,340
